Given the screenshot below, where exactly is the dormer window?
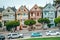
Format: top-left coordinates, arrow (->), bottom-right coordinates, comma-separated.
8,10 -> 10,12
35,8 -> 37,10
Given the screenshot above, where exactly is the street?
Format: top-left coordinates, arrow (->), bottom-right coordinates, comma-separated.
0,28 -> 60,40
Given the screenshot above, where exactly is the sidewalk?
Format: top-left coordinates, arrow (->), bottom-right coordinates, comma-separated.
18,35 -> 60,40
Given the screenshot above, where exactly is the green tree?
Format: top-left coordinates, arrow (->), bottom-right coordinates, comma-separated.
5,21 -> 20,31
38,18 -> 50,29
24,19 -> 36,31
0,22 -> 2,28
54,0 -> 60,4
54,17 -> 60,27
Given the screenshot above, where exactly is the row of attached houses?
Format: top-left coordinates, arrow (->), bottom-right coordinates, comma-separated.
0,3 -> 60,29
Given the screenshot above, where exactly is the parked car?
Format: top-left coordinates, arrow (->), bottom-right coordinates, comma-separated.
7,33 -> 23,39
46,31 -> 60,36
0,34 -> 5,40
31,32 -> 42,37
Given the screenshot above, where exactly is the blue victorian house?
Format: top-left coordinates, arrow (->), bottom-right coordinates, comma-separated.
43,3 -> 56,28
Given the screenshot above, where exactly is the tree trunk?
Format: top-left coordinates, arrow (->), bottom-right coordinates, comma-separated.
28,25 -> 34,31
57,23 -> 60,30
42,23 -> 48,30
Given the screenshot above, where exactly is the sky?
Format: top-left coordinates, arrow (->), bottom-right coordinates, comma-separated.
0,0 -> 53,9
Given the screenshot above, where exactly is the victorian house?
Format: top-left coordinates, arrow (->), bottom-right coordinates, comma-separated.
2,7 -> 16,26
53,0 -> 60,17
43,3 -> 56,28
56,4 -> 60,17
0,7 -> 5,22
29,4 -> 42,29
16,5 -> 29,29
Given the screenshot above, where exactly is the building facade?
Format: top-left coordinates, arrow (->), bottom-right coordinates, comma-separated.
0,7 -> 5,22
56,4 -> 60,17
2,7 -> 16,26
43,3 -> 56,28
30,4 -> 42,20
16,6 -> 29,28
29,4 -> 42,29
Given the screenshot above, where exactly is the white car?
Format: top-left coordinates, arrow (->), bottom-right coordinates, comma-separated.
7,33 -> 24,39
46,31 -> 60,36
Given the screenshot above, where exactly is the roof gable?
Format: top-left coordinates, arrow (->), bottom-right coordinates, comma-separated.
17,5 -> 29,14
43,3 -> 56,11
0,8 -> 5,12
2,7 -> 15,13
30,4 -> 41,11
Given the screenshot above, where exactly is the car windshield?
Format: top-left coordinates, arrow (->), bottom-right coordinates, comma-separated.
0,35 -> 4,37
12,34 -> 17,36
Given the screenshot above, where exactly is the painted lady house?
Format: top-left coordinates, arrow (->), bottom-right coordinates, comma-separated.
0,7 -> 5,22
16,5 -> 29,29
43,3 -> 56,28
29,4 -> 42,29
2,7 -> 16,27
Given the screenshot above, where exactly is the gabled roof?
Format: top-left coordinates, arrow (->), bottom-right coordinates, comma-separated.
0,8 -> 5,12
43,3 -> 56,10
3,7 -> 16,12
43,3 -> 51,8
20,5 -> 29,11
11,7 -> 16,12
30,4 -> 41,12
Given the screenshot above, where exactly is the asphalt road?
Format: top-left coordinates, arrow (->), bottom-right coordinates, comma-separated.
0,27 -> 60,40
3,29 -> 60,40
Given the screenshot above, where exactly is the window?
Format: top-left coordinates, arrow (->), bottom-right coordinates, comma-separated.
59,10 -> 60,12
49,13 -> 53,15
35,8 -> 37,10
8,10 -> 10,12
3,15 -> 9,16
45,13 -> 47,15
48,7 -> 50,8
24,13 -> 26,16
44,11 -> 49,15
4,21 -> 7,26
18,14 -> 20,15
19,9 -> 20,11
31,12 -> 33,16
37,12 -> 39,16
24,9 -> 26,11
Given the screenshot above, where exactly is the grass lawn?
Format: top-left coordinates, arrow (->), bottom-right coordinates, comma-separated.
25,37 -> 60,40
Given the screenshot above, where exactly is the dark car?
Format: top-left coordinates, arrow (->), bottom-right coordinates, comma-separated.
0,34 -> 5,40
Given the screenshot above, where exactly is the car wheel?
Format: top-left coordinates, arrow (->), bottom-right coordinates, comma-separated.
21,36 -> 23,38
18,36 -> 21,38
48,34 -> 50,36
2,38 -> 5,40
57,34 -> 60,35
9,37 -> 12,39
